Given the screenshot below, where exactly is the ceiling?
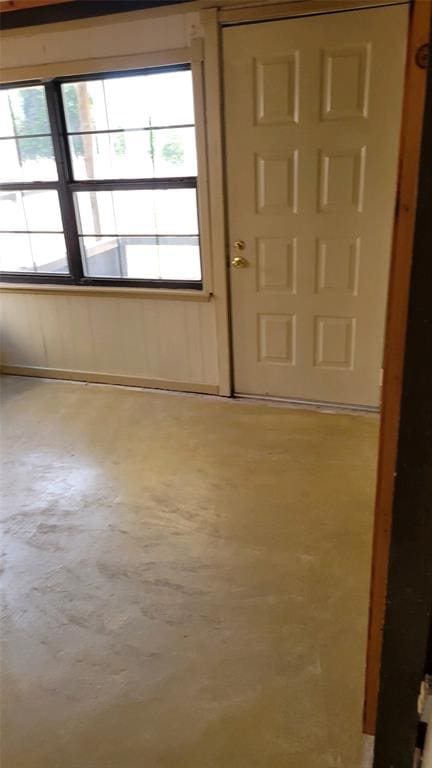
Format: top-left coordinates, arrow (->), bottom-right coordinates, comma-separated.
0,0 -> 193,28
0,0 -> 303,29
0,0 -> 74,9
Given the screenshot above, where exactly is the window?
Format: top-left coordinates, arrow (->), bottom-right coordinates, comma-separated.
0,66 -> 203,289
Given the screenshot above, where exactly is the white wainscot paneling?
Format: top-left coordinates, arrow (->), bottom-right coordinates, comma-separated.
0,293 -> 219,390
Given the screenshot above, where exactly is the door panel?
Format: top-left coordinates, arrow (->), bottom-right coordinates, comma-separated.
223,6 -> 408,406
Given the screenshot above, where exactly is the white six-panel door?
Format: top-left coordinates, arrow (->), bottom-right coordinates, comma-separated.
223,5 -> 408,407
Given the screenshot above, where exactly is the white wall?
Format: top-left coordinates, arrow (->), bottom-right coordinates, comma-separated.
0,7 -> 202,70
0,7 -> 222,394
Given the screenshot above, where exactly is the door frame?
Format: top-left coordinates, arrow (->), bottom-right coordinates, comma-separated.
202,0 -> 429,734
218,0 -> 408,25
220,1 -> 409,409
203,0 -> 416,402
373,32 -> 432,764
363,0 -> 431,736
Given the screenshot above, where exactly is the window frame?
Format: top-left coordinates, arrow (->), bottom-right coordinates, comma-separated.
0,64 -> 204,291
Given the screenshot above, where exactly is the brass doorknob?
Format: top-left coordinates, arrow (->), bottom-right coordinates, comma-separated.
231,255 -> 248,268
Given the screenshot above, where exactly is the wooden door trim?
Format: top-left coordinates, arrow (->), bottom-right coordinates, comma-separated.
363,0 -> 432,736
373,43 -> 432,763
219,0 -> 409,26
201,8 -> 232,396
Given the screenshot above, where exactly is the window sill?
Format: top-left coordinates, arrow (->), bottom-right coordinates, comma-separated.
0,283 -> 212,302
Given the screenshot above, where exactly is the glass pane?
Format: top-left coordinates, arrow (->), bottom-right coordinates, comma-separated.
62,69 -> 194,133
68,130 -> 153,181
151,128 -> 197,177
111,190 -> 158,234
0,137 -> 57,182
74,190 -> 116,235
158,238 -> 201,280
75,189 -> 199,236
29,233 -> 68,273
0,86 -> 50,138
68,127 -> 196,180
0,190 -> 63,232
144,70 -> 195,128
154,189 -> 198,234
61,80 -> 108,133
80,236 -> 121,277
0,233 -> 68,274
80,235 -> 201,280
0,233 -> 32,272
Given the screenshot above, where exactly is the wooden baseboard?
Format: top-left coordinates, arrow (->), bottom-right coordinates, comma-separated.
0,365 -> 220,396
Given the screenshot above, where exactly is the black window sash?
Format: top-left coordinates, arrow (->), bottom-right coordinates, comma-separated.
0,67 -> 203,290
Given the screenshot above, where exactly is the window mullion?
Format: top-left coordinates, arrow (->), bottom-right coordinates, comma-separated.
0,181 -> 61,192
68,178 -> 198,192
44,80 -> 83,283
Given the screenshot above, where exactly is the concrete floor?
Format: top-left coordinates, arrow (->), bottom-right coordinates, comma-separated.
1,375 -> 378,768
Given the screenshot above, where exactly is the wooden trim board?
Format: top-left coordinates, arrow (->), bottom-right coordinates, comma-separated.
0,365 -> 219,396
363,0 -> 432,736
0,284 -> 211,301
201,8 -> 232,397
219,0 -> 409,25
0,47 -> 192,84
373,38 -> 432,764
192,39 -> 214,294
